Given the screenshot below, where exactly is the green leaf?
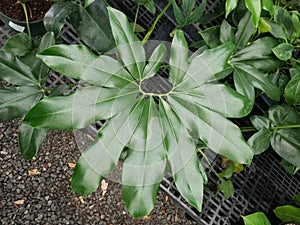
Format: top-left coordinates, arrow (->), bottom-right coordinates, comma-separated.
234,12 -> 255,50
247,127 -> 272,155
169,96 -> 253,164
159,98 -> 204,211
180,42 -> 235,90
265,20 -> 287,40
142,43 -> 166,79
258,17 -> 272,33
44,1 -> 78,36
233,70 -> 255,102
108,7 -> 145,80
24,85 -> 139,130
272,43 -> 293,61
0,86 -> 41,122
72,99 -> 144,195
173,1 -> 185,25
122,98 -> 166,218
284,74 -> 300,104
232,37 -> 280,72
233,63 -> 281,101
271,129 -> 300,167
261,0 -> 274,15
173,83 -> 252,118
1,33 -> 32,56
199,26 -> 221,48
182,0 -> 196,17
18,123 -> 48,159
70,0 -> 115,52
268,104 -> 300,126
242,212 -> 271,225
220,20 -> 235,44
273,205 -> 300,223
250,115 -> 272,130
38,45 -> 134,88
245,0 -> 261,28
225,0 -> 238,18
274,6 -> 293,39
169,30 -> 189,84
281,159 -> 299,175
136,0 -> 156,14
220,179 -> 234,199
0,51 -> 37,86
32,32 -> 55,82
186,0 -> 207,25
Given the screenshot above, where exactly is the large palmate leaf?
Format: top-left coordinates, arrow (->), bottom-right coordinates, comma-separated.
26,8 -> 254,217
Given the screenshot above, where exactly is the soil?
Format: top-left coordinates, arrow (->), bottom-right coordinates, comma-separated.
0,0 -> 52,22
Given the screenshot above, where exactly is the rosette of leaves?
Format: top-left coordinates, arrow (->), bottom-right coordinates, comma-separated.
24,7 -> 254,217
200,12 -> 281,104
0,32 -> 55,159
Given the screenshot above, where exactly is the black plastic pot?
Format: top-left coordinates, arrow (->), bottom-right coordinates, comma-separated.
0,11 -> 46,36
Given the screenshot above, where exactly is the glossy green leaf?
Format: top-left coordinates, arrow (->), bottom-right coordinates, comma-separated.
225,0 -> 238,17
32,32 -> 55,82
265,20 -> 287,40
122,98 -> 166,217
19,123 -> 48,159
72,100 -> 144,195
245,0 -> 261,27
180,42 -> 235,90
169,30 -> 189,84
242,212 -> 271,225
173,83 -> 252,118
258,17 -> 271,33
1,33 -> 32,56
136,0 -> 156,14
24,85 -> 139,130
199,26 -> 221,48
247,127 -> 271,155
268,104 -> 300,126
0,86 -> 41,122
44,1 -> 78,36
274,6 -> 293,38
169,96 -> 253,164
220,180 -> 234,199
108,7 -> 145,80
186,0 -> 207,25
220,20 -> 235,44
261,0 -> 274,15
142,43 -> 166,79
159,99 -> 204,211
233,70 -> 255,102
273,205 -> 300,223
182,0 -> 195,16
70,0 -> 115,52
0,51 -> 37,86
234,12 -> 255,50
272,43 -> 293,61
250,115 -> 272,130
285,74 -> 300,104
271,129 -> 300,167
173,1 -> 185,25
233,63 -> 281,101
38,45 -> 134,87
232,37 -> 280,72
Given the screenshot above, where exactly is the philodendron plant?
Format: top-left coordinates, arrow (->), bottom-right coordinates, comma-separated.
24,7 -> 254,217
0,31 -> 55,159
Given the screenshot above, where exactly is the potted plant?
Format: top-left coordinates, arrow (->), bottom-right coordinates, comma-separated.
0,0 -> 52,36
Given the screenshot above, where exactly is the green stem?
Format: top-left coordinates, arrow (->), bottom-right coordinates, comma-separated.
271,124 -> 300,131
142,0 -> 174,44
133,5 -> 140,32
240,127 -> 257,132
198,148 -> 222,180
20,2 -> 31,40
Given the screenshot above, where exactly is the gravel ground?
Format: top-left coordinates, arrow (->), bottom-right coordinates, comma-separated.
0,119 -> 197,225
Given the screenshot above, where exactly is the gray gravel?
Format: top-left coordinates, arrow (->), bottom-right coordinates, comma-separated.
0,119 -> 197,225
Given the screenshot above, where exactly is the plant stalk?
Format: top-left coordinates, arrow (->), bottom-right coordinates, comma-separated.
198,148 -> 222,180
142,0 -> 174,44
133,5 -> 140,32
20,2 -> 32,40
